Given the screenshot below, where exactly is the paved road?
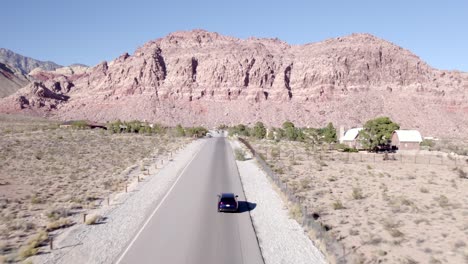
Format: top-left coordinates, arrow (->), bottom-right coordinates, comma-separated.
116,137 -> 264,264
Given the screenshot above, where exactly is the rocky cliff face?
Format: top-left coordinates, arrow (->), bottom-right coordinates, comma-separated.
1,30 -> 467,138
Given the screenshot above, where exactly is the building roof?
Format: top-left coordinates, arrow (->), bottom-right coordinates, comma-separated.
341,128 -> 363,141
393,130 -> 423,143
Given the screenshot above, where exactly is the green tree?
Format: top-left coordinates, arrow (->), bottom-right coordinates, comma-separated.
281,121 -> 304,141
359,117 -> 400,151
253,122 -> 267,139
321,122 -> 337,143
229,124 -> 250,137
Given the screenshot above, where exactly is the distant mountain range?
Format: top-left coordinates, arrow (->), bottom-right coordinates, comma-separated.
0,62 -> 30,98
0,30 -> 467,138
0,48 -> 62,75
0,48 -> 89,98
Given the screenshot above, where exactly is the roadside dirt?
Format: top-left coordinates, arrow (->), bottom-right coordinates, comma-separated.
248,139 -> 468,263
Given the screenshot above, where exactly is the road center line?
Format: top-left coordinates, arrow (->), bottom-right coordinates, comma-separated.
115,140 -> 206,264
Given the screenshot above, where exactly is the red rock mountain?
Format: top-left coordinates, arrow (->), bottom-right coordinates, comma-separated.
1,30 -> 467,138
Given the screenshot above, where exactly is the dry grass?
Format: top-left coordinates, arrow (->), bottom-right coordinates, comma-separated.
250,138 -> 468,264
46,218 -> 73,231
0,115 -> 191,261
85,214 -> 102,225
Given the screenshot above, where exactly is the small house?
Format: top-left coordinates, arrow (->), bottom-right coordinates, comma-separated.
391,130 -> 423,151
340,128 -> 363,149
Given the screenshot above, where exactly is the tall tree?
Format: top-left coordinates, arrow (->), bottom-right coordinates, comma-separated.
359,117 -> 400,151
253,122 -> 267,139
321,122 -> 337,143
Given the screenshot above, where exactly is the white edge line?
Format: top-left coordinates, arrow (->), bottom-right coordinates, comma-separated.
115,140 -> 205,264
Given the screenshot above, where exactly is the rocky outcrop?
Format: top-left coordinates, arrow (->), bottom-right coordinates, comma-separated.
1,30 -> 467,138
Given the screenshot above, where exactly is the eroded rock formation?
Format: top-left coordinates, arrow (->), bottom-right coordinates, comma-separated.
1,30 -> 467,138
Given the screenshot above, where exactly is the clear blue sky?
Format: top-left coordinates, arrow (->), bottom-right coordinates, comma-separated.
2,0 -> 467,71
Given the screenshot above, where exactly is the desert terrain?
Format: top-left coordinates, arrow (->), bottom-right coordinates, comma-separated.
0,115 -> 191,263
247,139 -> 468,263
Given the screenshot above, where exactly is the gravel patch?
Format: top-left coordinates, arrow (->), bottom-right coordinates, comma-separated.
31,139 -> 206,264
230,140 -> 327,264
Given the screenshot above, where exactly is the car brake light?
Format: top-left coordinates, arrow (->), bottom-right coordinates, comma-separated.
220,202 -> 223,205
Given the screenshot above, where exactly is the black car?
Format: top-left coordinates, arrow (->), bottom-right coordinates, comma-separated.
217,193 -> 239,212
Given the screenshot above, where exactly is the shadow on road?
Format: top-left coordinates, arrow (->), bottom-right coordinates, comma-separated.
237,201 -> 257,213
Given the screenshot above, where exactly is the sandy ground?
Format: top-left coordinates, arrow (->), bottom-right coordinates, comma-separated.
248,139 -> 468,264
0,116 -> 191,263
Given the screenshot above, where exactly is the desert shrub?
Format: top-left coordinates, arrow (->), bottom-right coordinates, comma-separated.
185,126 -> 208,138
30,195 -> 43,204
0,241 -> 8,254
299,178 -> 311,190
46,218 -> 72,231
217,124 -> 228,130
420,139 -> 435,148
333,200 -> 345,210
382,220 -> 404,238
436,195 -> 450,208
270,147 -> 280,159
18,229 -> 48,259
266,129 -> 274,140
258,153 -> 267,161
71,120 -> 89,130
343,147 -> 358,152
420,187 -> 429,193
18,245 -> 39,260
273,167 -> 284,174
234,148 -> 246,161
85,214 -> 102,225
288,203 -> 303,221
352,187 -> 365,200
454,167 -> 467,179
27,230 -> 48,248
175,124 -> 185,137
46,207 -> 70,220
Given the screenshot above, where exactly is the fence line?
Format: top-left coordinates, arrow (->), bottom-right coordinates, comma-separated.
238,138 -> 349,264
256,145 -> 468,168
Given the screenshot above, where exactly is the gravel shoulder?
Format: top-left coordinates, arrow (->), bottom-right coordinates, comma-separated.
31,139 -> 206,264
230,140 -> 327,264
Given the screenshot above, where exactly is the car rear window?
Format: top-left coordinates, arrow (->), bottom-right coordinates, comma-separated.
220,198 -> 236,204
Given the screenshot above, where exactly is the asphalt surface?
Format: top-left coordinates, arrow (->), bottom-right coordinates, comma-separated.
116,137 -> 264,264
